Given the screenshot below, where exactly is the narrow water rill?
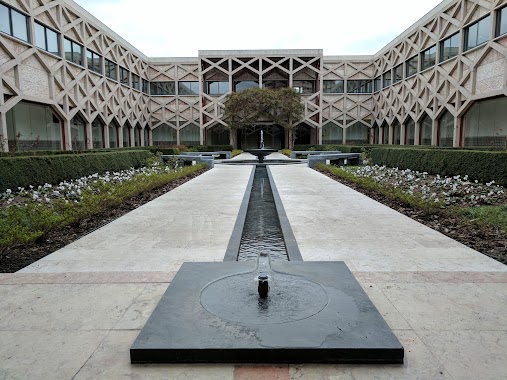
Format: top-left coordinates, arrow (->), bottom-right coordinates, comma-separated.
238,166 -> 288,262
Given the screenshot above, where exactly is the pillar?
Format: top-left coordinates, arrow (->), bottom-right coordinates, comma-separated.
414,121 -> 421,145
63,119 -> 72,150
85,122 -> 93,149
0,112 -> 8,152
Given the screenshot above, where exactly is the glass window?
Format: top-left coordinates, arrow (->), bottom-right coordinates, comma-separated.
91,119 -> 104,148
179,123 -> 200,145
405,56 -> 418,77
393,121 -> 401,144
64,38 -> 83,66
142,79 -> 149,94
70,115 -> 86,150
405,118 -> 415,145
496,6 -> 507,37
383,71 -> 391,88
0,4 -> 28,42
123,124 -> 131,147
374,76 -> 382,92
120,67 -> 129,86
439,111 -> 454,147
465,16 -> 491,51
421,45 -> 437,70
382,123 -> 390,144
262,80 -> 288,89
206,81 -> 227,95
440,33 -> 460,62
322,122 -> 343,144
152,123 -> 177,145
347,80 -> 372,93
293,80 -> 316,94
150,81 -> 176,95
86,50 -> 102,74
346,122 -> 369,144
323,80 -> 344,93
108,121 -> 119,148
234,81 -> 258,92
464,97 -> 507,148
132,74 -> 140,90
393,64 -> 403,83
420,115 -> 432,145
35,22 -> 59,55
178,81 -> 200,95
105,59 -> 117,80
6,102 -> 61,151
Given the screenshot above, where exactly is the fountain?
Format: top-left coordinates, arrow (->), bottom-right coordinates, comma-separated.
245,129 -> 277,164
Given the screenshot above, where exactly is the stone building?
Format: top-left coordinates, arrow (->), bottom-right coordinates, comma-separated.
1,0 -> 506,151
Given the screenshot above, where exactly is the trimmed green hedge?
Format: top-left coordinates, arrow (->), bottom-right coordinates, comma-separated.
293,144 -> 363,153
0,150 -> 152,191
370,148 -> 507,185
188,145 -> 233,152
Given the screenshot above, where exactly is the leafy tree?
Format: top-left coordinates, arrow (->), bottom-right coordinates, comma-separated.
223,87 -> 304,149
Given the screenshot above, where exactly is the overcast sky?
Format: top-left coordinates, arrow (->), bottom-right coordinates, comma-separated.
73,0 -> 444,57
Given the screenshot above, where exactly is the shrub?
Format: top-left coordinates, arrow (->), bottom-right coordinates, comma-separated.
280,149 -> 291,157
370,148 -> 507,186
187,145 -> 233,152
293,144 -> 363,153
0,150 -> 152,192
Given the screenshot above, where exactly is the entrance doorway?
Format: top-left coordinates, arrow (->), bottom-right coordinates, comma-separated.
237,124 -> 285,150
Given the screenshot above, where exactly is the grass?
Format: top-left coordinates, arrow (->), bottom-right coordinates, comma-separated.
459,205 -> 507,232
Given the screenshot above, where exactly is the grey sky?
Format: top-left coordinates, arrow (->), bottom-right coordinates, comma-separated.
73,0 -> 445,57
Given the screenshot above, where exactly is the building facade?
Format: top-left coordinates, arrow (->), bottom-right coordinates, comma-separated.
1,0 -> 507,151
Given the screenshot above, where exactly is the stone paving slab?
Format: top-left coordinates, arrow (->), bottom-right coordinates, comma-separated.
1,163 -> 507,379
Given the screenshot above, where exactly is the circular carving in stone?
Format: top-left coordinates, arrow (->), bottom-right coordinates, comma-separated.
200,272 -> 329,325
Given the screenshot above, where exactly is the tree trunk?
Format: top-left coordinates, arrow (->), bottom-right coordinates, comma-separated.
229,128 -> 237,149
288,128 -> 294,150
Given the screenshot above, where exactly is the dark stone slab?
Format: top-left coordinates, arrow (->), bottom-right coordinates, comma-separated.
130,261 -> 404,364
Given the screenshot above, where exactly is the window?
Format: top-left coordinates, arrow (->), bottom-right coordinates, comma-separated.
405,56 -> 418,77
119,67 -> 129,86
105,59 -> 117,80
465,16 -> 491,51
392,64 -> 403,84
440,33 -> 460,62
374,76 -> 382,92
383,71 -> 391,88
323,80 -> 344,93
206,81 -> 227,95
132,74 -> 140,90
0,4 -> 28,42
234,81 -> 258,92
142,79 -> 149,94
347,80 -> 372,93
70,115 -> 86,150
421,45 -> 436,70
86,50 -> 102,74
178,81 -> 200,95
262,80 -> 288,89
293,80 -> 316,94
150,81 -> 176,95
496,6 -> 507,37
64,38 -> 83,66
35,22 -> 59,55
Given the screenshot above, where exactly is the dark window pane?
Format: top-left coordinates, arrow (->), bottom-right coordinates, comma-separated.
46,28 -> 58,55
150,81 -> 175,95
262,80 -> 288,89
206,81 -> 227,95
374,76 -> 382,92
105,59 -> 117,80
393,64 -> 403,83
440,33 -> 460,62
179,81 -> 199,95
72,42 -> 82,65
234,81 -> 258,92
35,23 -> 46,50
406,56 -> 418,77
323,80 -> 344,93
11,9 -> 27,41
347,80 -> 372,93
497,7 -> 507,36
132,74 -> 140,90
383,71 -> 391,88
465,16 -> 490,50
64,38 -> 73,61
421,45 -> 436,70
142,79 -> 149,93
87,51 -> 93,69
0,5 -> 9,35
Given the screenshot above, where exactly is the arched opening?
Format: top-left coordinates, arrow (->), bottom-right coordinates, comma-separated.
438,110 -> 454,147
134,124 -> 142,146
346,122 -> 369,145
381,122 -> 389,144
294,123 -> 316,146
91,117 -> 105,148
152,123 -> 177,146
393,120 -> 401,145
237,124 -> 285,150
144,127 -> 150,146
405,118 -> 415,145
6,101 -> 62,151
206,124 -> 230,146
322,121 -> 343,144
179,122 -> 200,146
123,122 -> 132,147
463,97 -> 507,148
372,123 -> 379,144
420,114 -> 432,145
108,119 -> 120,148
70,114 -> 87,150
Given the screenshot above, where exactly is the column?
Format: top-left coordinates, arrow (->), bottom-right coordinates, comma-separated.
104,123 -> 110,148
0,112 -> 8,152
414,121 -> 421,145
454,116 -> 462,147
85,122 -> 93,149
432,118 -> 439,146
63,119 -> 72,150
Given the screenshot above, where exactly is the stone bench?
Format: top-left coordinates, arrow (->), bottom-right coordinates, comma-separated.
308,153 -> 363,169
180,151 -> 231,159
290,150 -> 341,159
160,155 -> 214,169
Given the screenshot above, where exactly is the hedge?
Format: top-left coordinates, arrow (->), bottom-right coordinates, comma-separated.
187,145 -> 233,152
0,150 -> 152,191
370,148 -> 507,185
293,145 -> 363,153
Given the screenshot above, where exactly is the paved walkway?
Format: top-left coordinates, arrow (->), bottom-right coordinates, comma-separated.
1,159 -> 506,379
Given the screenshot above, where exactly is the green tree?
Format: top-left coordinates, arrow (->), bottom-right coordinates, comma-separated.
223,87 -> 304,149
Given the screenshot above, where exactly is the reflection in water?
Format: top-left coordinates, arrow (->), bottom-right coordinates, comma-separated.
238,166 -> 289,262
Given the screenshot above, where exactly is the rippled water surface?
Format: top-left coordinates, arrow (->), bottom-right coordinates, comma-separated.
237,167 -> 288,262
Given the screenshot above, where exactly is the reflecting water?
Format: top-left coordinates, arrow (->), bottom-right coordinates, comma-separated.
238,166 -> 288,261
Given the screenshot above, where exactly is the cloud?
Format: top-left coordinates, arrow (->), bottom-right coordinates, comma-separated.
73,0 -> 444,57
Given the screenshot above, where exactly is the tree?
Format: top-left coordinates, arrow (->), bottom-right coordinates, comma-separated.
223,87 -> 304,149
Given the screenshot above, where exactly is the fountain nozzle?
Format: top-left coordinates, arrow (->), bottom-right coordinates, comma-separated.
258,273 -> 269,298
